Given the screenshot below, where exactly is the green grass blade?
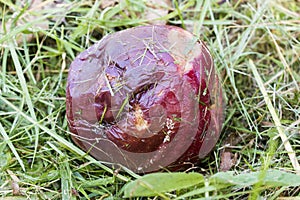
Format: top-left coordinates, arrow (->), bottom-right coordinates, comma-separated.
232,0 -> 270,63
210,169 -> 300,187
59,155 -> 73,200
193,0 -> 209,36
123,172 -> 204,198
8,41 -> 40,167
0,122 -> 25,171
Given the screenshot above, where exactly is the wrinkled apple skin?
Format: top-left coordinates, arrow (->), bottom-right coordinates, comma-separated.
66,25 -> 223,173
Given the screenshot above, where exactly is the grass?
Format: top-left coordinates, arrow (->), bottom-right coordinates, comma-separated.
0,0 -> 300,199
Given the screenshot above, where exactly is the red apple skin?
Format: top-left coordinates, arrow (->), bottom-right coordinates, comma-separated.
66,25 -> 224,173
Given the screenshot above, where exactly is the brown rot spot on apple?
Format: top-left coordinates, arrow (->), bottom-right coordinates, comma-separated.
66,25 -> 224,173
133,104 -> 149,131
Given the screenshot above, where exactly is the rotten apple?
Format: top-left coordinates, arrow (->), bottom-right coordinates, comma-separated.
66,25 -> 224,173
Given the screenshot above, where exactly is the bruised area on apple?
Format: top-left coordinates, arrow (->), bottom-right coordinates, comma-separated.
66,25 -> 224,173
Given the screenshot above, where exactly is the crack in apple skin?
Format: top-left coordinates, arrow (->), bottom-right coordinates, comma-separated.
66,25 -> 224,173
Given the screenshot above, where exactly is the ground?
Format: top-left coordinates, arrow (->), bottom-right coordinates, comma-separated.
0,0 -> 300,199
